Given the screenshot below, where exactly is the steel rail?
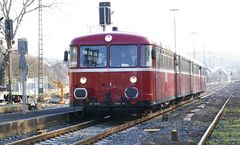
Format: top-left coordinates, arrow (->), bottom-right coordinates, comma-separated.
74,84 -> 226,145
73,99 -> 200,144
198,86 -> 235,145
201,83 -> 226,99
8,84 -> 224,145
8,119 -> 108,145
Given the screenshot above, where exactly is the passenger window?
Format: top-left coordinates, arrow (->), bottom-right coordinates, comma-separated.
141,45 -> 153,67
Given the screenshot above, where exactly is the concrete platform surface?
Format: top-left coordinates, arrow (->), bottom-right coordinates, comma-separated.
0,106 -> 82,138
0,106 -> 81,123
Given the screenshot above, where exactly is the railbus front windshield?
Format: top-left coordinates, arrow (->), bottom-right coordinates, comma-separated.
80,46 -> 107,67
110,45 -> 138,67
75,45 -> 153,68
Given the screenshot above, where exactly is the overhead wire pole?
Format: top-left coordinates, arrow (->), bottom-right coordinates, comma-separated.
191,32 -> 197,59
169,8 -> 179,53
169,9 -> 179,100
202,45 -> 206,65
38,0 -> 44,100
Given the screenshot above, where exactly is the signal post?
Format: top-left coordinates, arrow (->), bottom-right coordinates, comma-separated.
99,2 -> 111,31
18,38 -> 28,115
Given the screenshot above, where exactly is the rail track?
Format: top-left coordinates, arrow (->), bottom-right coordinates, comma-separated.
76,84 -> 225,145
7,83 -> 225,145
9,99 -> 194,145
198,82 -> 237,145
8,118 -> 111,145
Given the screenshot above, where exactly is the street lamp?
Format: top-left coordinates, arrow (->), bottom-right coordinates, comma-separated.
169,8 -> 179,53
202,45 -> 206,65
191,32 -> 197,59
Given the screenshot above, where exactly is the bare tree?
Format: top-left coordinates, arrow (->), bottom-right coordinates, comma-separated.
0,0 -> 56,102
0,0 -> 55,37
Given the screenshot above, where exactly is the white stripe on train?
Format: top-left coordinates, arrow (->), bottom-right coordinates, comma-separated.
69,68 -> 204,77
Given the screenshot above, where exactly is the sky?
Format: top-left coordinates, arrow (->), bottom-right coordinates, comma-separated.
15,0 -> 240,63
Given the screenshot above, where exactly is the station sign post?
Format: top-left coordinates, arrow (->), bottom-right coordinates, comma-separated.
18,38 -> 28,115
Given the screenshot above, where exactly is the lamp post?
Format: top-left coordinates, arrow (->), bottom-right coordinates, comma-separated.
169,8 -> 179,53
191,32 -> 197,59
202,45 -> 206,65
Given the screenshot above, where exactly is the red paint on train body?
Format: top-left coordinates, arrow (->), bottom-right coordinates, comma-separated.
67,32 -> 206,111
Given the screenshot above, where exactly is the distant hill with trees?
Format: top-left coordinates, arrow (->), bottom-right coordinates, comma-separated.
1,51 -> 68,86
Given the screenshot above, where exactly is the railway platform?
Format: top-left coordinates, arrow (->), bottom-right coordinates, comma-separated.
0,102 -> 69,114
0,106 -> 82,138
0,104 -> 22,114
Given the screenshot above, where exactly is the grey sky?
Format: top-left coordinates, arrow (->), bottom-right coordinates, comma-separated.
16,0 -> 240,61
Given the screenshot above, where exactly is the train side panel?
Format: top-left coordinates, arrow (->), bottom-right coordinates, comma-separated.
156,71 -> 175,103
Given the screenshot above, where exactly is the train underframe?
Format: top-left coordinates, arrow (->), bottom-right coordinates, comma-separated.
72,91 -> 203,116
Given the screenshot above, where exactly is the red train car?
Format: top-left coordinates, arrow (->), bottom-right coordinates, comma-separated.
65,32 -> 206,113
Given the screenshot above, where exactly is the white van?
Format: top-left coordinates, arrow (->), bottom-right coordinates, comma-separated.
0,87 -> 7,103
0,92 -> 6,104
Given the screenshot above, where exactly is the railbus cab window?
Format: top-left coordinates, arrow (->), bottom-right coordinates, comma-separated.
69,46 -> 77,68
80,46 -> 107,67
141,45 -> 153,67
110,45 -> 138,67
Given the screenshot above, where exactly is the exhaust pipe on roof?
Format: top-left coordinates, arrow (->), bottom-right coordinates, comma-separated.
112,26 -> 118,31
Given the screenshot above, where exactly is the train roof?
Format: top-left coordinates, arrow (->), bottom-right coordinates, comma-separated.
70,32 -> 156,46
70,31 -> 206,68
176,51 -> 206,68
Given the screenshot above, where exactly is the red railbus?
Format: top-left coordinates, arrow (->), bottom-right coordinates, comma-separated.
65,32 -> 206,113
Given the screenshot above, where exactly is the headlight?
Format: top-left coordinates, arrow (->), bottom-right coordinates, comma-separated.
105,35 -> 112,42
80,77 -> 87,84
125,87 -> 138,98
130,76 -> 137,84
74,88 -> 88,99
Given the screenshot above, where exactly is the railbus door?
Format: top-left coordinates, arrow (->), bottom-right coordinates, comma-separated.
190,62 -> 193,95
174,54 -> 180,98
153,46 -> 158,105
